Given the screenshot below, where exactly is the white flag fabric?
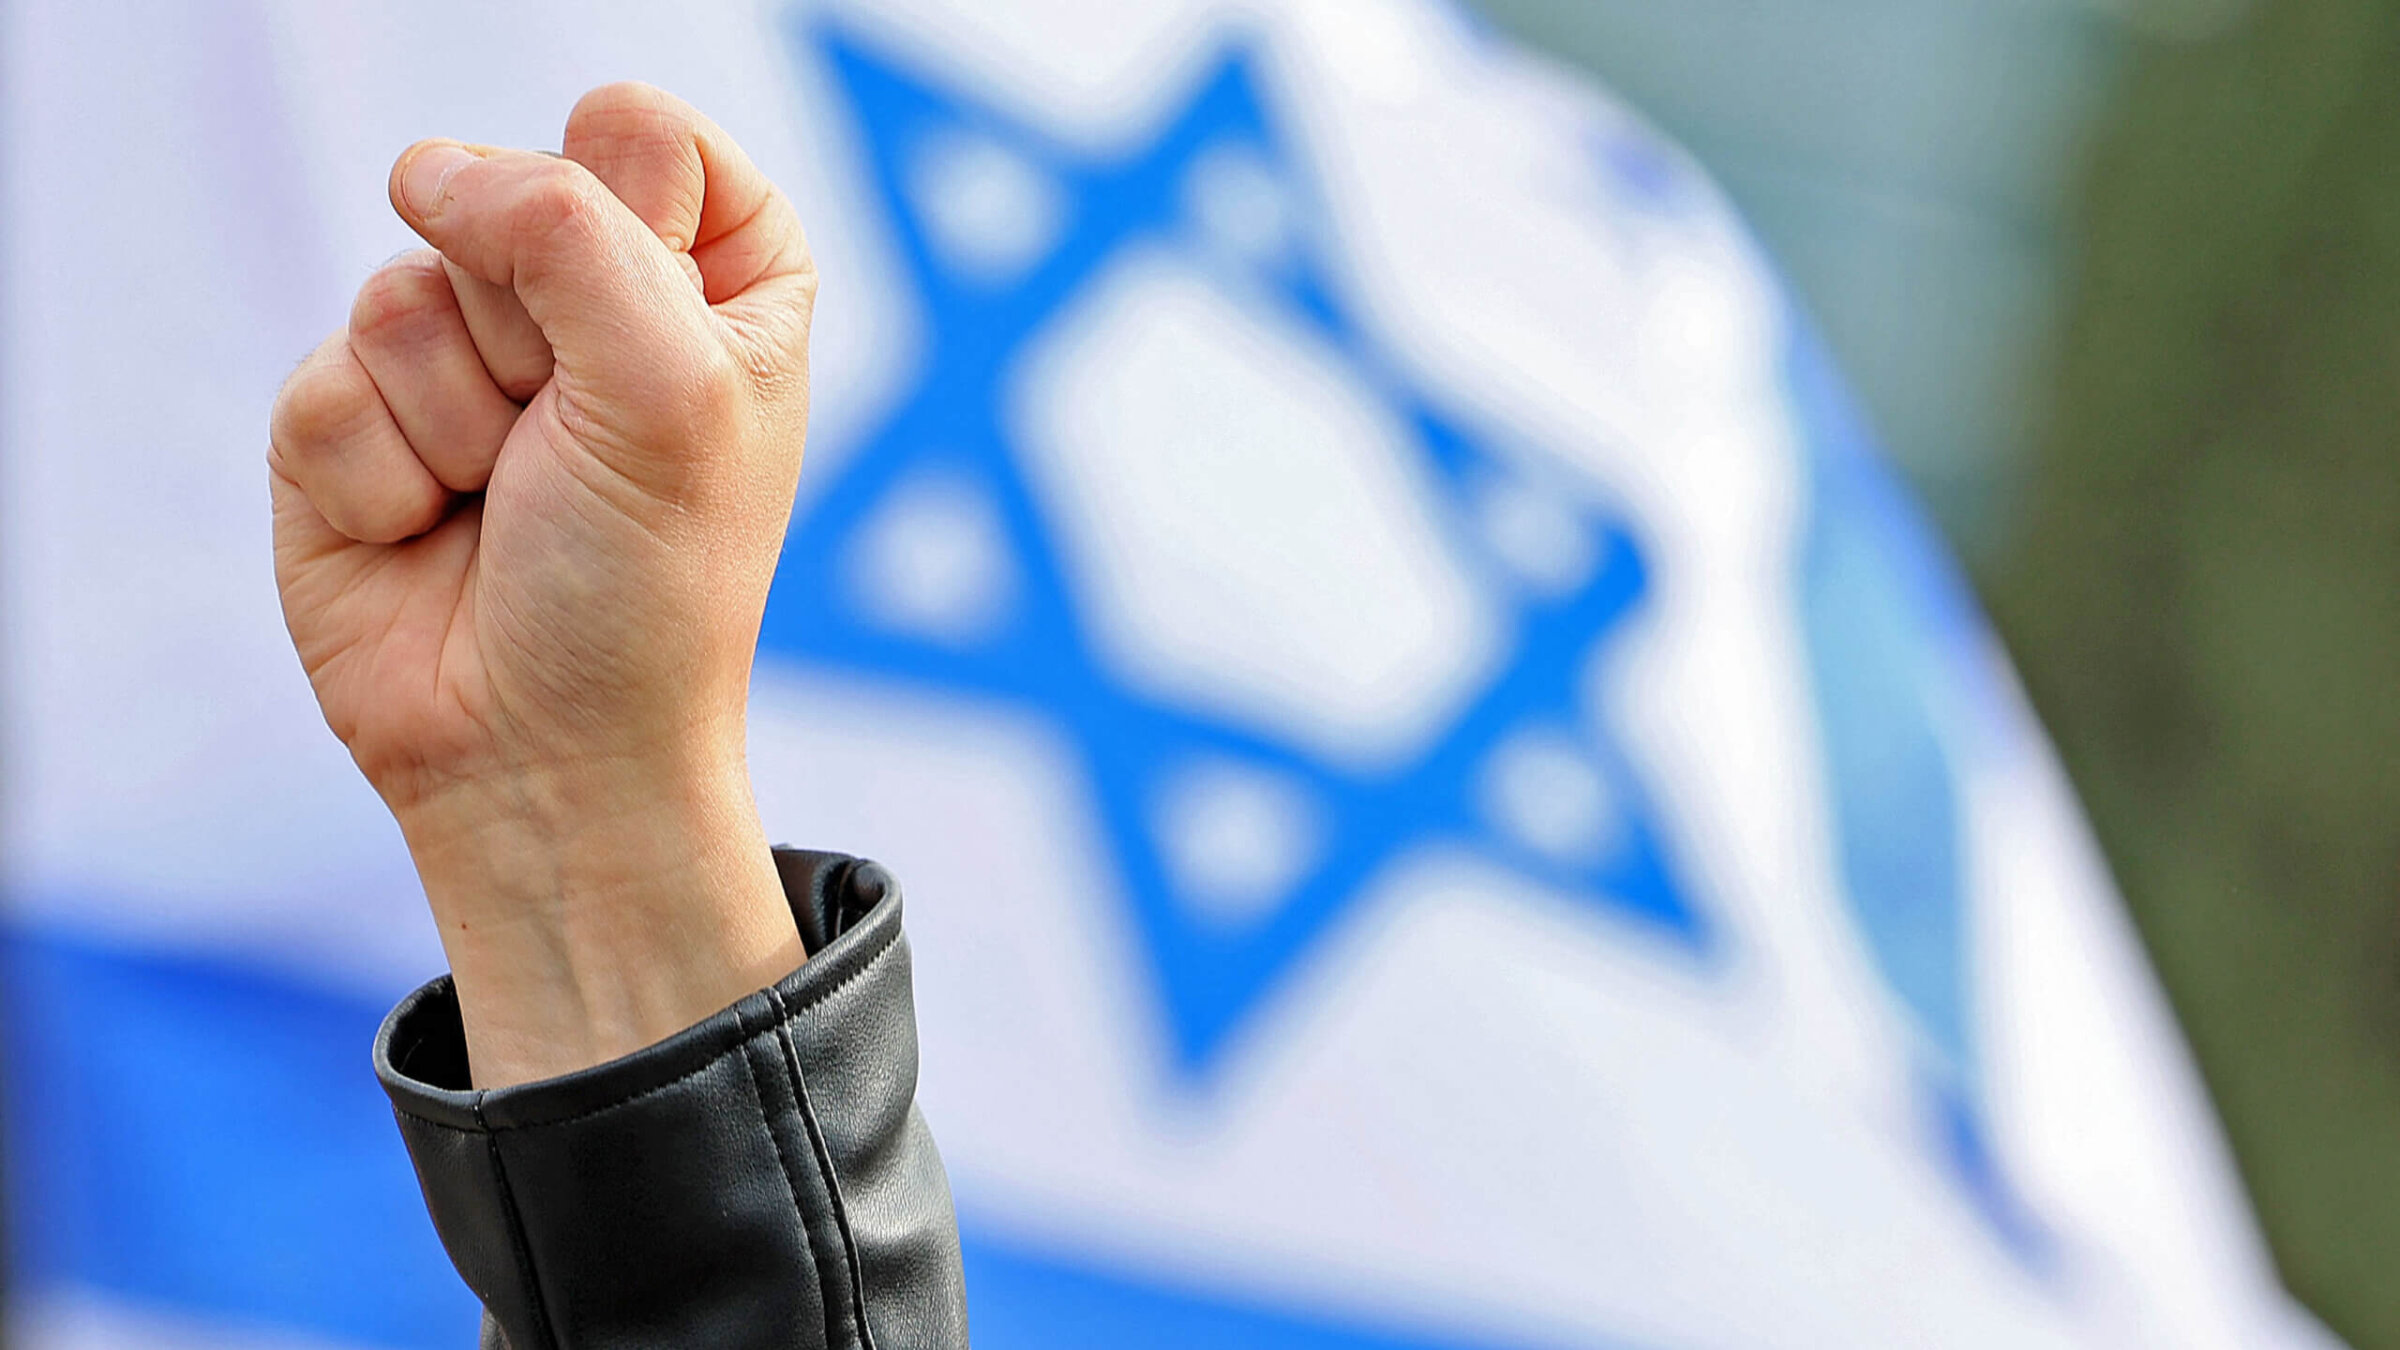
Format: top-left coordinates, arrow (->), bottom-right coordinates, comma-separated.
0,1 -> 2342,1346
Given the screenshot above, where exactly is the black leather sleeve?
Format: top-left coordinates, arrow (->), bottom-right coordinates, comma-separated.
373,849 -> 970,1350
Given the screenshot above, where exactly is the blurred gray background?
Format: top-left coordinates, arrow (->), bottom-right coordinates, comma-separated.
1476,0 -> 2154,557
1470,2 -> 2400,1345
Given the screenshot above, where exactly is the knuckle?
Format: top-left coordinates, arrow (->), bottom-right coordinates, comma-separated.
605,344 -> 751,454
347,252 -> 453,347
669,343 -> 753,439
516,161 -> 606,248
698,339 -> 748,397
269,354 -> 369,465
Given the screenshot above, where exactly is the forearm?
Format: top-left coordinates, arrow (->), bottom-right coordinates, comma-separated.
392,749 -> 803,1087
378,848 -> 970,1350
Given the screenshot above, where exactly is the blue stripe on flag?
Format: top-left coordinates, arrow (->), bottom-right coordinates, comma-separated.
2,919 -> 479,1347
1,915 -> 1583,1348
963,1238 -> 1545,1349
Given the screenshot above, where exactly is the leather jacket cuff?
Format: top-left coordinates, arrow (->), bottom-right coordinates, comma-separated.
375,849 -> 969,1349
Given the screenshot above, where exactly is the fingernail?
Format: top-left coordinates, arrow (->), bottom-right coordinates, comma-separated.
398,141 -> 478,219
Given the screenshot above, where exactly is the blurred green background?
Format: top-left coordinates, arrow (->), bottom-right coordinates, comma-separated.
1474,1 -> 2400,1345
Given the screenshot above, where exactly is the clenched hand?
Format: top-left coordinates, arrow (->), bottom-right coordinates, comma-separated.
269,85 -> 816,1087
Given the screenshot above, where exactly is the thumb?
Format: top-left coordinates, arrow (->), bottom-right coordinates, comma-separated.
389,140 -> 718,444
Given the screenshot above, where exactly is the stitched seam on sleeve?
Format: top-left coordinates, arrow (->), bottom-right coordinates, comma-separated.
475,1099 -> 561,1350
777,1005 -> 877,1350
385,1051 -> 722,1133
738,1000 -> 835,1350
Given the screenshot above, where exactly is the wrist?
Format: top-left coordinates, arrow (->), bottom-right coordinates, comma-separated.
393,750 -> 804,1088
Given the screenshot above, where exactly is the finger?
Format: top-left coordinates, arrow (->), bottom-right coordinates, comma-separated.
443,258 -> 554,402
348,250 -> 521,492
389,141 -> 716,424
268,434 -> 353,575
269,331 -> 452,544
560,82 -> 812,305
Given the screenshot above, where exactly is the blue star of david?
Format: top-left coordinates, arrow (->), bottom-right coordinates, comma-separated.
759,19 -> 1706,1077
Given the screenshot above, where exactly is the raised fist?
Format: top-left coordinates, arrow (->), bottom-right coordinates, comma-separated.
268,85 -> 816,1086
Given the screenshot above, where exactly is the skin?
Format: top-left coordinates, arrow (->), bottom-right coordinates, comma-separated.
268,84 -> 817,1088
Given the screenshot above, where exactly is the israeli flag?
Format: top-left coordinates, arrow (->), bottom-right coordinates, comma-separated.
0,0 -> 2342,1346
